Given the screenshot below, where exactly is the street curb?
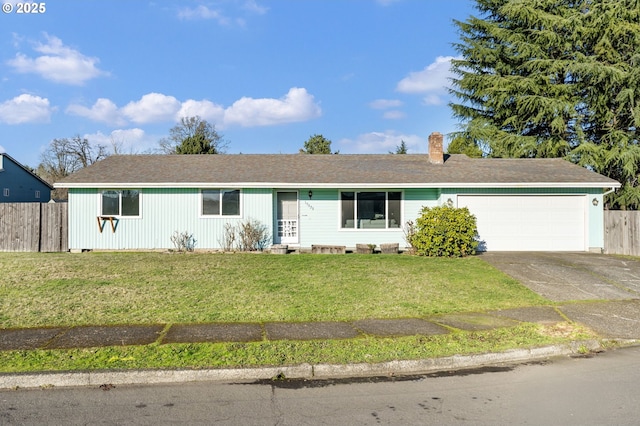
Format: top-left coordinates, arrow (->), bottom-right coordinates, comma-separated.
0,340 -> 601,390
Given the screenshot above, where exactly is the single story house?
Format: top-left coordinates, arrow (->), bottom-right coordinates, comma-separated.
0,153 -> 52,203
56,132 -> 620,252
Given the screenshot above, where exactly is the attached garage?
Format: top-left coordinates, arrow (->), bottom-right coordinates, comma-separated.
458,195 -> 586,251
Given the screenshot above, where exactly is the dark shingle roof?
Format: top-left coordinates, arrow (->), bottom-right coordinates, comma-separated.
55,154 -> 620,188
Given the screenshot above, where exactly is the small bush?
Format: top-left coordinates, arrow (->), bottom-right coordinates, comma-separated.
170,231 -> 197,252
410,205 -> 478,257
403,220 -> 416,252
218,223 -> 237,251
217,219 -> 271,252
237,218 -> 271,251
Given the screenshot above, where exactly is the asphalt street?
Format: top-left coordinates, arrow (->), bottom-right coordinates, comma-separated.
2,345 -> 639,425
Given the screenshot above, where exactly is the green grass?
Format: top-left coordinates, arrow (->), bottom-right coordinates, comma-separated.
0,252 -> 548,328
0,252 -> 578,373
0,324 -> 596,373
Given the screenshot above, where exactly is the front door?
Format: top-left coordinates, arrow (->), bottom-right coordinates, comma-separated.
276,191 -> 298,244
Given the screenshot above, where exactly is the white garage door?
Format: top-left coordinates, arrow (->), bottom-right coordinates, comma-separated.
458,195 -> 586,251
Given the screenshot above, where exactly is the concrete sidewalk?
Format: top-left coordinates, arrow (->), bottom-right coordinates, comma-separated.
2,300 -> 639,353
0,305 -> 586,351
1,300 -> 639,389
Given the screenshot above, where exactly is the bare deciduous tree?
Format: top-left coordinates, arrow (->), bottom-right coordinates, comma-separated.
37,136 -> 108,199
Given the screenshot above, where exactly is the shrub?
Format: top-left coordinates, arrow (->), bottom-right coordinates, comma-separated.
170,231 -> 196,252
237,218 -> 271,251
403,220 -> 416,253
217,219 -> 271,252
410,205 -> 478,257
218,223 -> 236,251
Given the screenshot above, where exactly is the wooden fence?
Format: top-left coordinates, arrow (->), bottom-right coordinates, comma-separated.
604,210 -> 640,256
0,202 -> 68,252
0,204 -> 635,255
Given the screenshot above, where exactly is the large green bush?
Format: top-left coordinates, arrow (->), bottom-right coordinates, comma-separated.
410,205 -> 479,257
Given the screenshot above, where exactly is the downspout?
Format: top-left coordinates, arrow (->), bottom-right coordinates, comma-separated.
603,187 -> 616,197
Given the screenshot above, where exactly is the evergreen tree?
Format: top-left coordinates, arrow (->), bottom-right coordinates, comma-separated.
450,0 -> 640,209
390,140 -> 409,154
299,134 -> 337,154
446,136 -> 483,158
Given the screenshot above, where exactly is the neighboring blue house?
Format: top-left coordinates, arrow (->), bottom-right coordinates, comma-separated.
56,133 -> 620,253
0,153 -> 52,203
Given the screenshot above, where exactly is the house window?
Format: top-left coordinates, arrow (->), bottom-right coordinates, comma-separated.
341,191 -> 402,229
101,190 -> 140,217
202,189 -> 241,216
3,188 -> 9,197
35,190 -> 40,199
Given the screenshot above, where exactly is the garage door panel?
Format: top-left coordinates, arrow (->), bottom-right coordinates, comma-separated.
458,195 -> 586,251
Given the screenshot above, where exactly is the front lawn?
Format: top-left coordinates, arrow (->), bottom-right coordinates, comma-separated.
0,252 -> 548,328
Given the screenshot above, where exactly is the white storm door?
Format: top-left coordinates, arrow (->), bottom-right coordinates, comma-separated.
277,191 -> 298,244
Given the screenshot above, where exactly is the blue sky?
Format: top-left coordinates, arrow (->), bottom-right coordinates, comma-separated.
1,0 -> 476,167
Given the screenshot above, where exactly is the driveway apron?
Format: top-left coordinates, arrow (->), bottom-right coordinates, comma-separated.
480,252 -> 640,302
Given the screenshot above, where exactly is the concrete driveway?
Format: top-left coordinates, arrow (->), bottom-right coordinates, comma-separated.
480,252 -> 640,302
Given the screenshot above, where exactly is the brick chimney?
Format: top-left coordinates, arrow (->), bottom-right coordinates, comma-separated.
428,132 -> 444,164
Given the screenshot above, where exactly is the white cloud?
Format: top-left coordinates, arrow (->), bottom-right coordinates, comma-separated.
243,0 -> 268,14
396,56 -> 458,104
7,34 -> 107,85
223,87 -> 322,127
121,93 -> 182,124
0,94 -> 55,124
66,98 -> 126,126
422,94 -> 445,106
68,88 -> 322,128
0,145 -> 5,153
177,5 -> 233,25
339,131 -> 424,154
177,1 -> 266,26
177,99 -> 225,124
369,99 -> 403,109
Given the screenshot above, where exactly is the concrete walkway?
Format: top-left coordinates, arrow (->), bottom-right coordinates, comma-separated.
2,300 -> 639,351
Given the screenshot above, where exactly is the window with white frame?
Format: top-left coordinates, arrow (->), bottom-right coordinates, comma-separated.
101,190 -> 140,217
341,191 -> 401,229
35,190 -> 40,199
3,188 -> 9,197
202,189 -> 241,216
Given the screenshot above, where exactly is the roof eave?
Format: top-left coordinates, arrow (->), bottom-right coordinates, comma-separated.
55,181 -> 622,189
